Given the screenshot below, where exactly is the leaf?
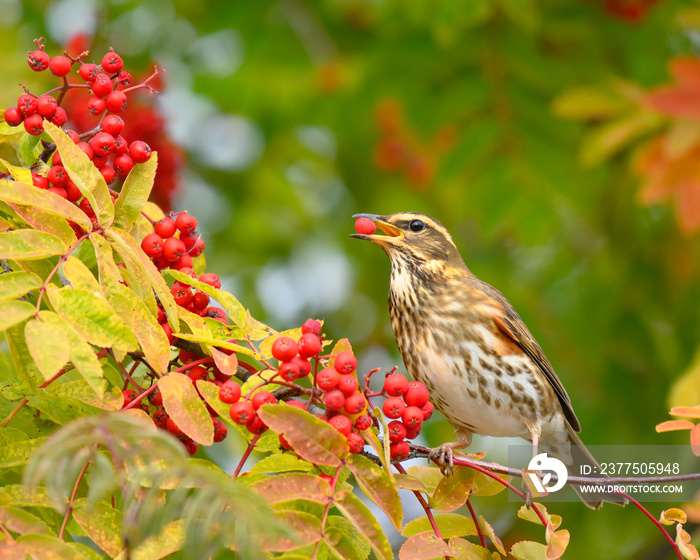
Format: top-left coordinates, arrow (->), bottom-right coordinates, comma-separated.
405,465 -> 443,493
675,523 -> 700,560
480,516 -> 506,555
517,503 -> 561,529
660,508 -> 688,525
0,300 -> 35,332
656,419 -> 695,432
261,510 -> 322,552
62,256 -> 101,292
251,473 -> 331,504
345,453 -> 402,530
402,513 -> 477,539
431,465 -> 475,512
510,540 -> 548,560
44,122 -> 114,227
113,520 -> 184,560
334,490 -> 393,560
24,316 -> 71,381
448,537 -> 501,559
18,533 -> 98,560
0,270 -> 42,301
174,333 -> 257,358
0,158 -> 33,183
250,453 -> 314,474
545,529 -> 569,560
257,404 -> 348,466
46,285 -> 138,353
691,424 -> 700,457
1,485 -> 54,507
159,373 -> 214,445
323,515 -> 370,560
0,438 -> 47,468
72,498 -> 124,557
19,132 -> 42,165
552,87 -> 628,120
394,473 -> 428,492
5,321 -> 39,390
211,347 -> 238,375
0,506 -> 52,536
670,405 -> 700,418
168,269 -> 245,327
398,531 -> 455,560
7,201 -> 78,247
0,178 -> 92,231
0,229 -> 67,260
41,380 -> 122,410
113,152 -> 158,231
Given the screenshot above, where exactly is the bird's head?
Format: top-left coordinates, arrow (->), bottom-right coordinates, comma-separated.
350,212 -> 465,269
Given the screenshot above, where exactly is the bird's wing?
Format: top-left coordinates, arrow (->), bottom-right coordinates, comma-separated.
477,280 -> 582,433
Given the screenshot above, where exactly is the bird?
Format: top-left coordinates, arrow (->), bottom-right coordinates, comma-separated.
351,211 -> 624,509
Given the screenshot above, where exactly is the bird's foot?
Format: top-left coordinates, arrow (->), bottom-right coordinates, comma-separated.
429,443 -> 462,476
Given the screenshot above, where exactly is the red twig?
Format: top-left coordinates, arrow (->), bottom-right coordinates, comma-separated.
58,460 -> 90,540
312,463 -> 343,560
122,67 -> 164,94
466,498 -> 487,548
232,432 -> 261,479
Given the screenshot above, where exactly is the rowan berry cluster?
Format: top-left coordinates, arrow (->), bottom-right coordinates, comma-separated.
4,39 -> 157,211
141,212 -> 206,272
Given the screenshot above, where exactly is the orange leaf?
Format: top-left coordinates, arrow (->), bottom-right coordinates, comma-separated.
670,405 -> 700,418
660,508 -> 688,525
546,528 -> 570,560
210,347 -> 238,376
655,419 -> 696,432
398,532 -> 455,560
670,57 -> 700,91
250,473 -> 331,504
159,373 -> 214,445
690,424 -> 700,457
676,179 -> 700,234
647,89 -> 700,119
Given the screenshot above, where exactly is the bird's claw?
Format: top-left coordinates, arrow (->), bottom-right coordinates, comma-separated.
429,444 -> 455,476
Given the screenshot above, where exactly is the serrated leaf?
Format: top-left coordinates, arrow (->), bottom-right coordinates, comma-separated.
19,532 -> 98,560
251,473 -> 331,504
480,516 -> 506,555
470,471 -> 509,497
46,285 -> 138,353
545,528 -> 569,560
0,438 -> 47,468
250,453 -> 314,474
5,321 -> 39,390
174,333 -> 257,358
510,540 -> 548,560
0,158 -> 33,183
159,373 -> 213,445
257,405 -> 348,467
62,256 -> 100,292
324,515 -> 369,560
345,453 -> 402,530
1,485 -> 54,507
398,531 -> 456,560
113,520 -> 184,560
41,380 -> 122,410
0,300 -> 35,332
0,270 -> 41,301
72,498 -> 123,557
0,229 -> 67,260
113,152 -> 157,231
334,490 -> 392,560
168,269 -> 245,327
0,506 -> 52,536
44,122 -> 114,227
262,510 -> 321,552
431,465 -> 475,512
0,178 -> 92,231
25,316 -> 70,381
448,537 -> 501,559
394,473 -> 428,492
8,201 -> 78,247
402,513 -> 478,539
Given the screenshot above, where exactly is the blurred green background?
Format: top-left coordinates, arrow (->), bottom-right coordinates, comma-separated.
3,0 -> 699,557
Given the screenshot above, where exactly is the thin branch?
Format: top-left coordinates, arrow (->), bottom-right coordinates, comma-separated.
312,463 -> 343,560
58,460 -> 90,540
232,432 -> 262,479
466,498 -> 486,548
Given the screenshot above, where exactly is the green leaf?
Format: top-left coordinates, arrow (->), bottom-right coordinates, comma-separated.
0,178 -> 92,231
397,531 -> 456,560
510,540 -> 548,560
402,513 -> 478,539
552,87 -> 629,120
448,537 -> 501,559
46,285 -> 138,353
41,380 -> 122,410
0,300 -> 35,332
19,533 -> 99,560
479,516 -> 506,555
0,506 -> 52,536
262,510 -> 321,552
250,453 -> 314,474
19,132 -> 41,165
334,490 -> 393,560
174,333 -> 257,358
25,316 -> 71,381
0,438 -> 47,469
0,158 -> 33,183
168,269 -> 246,327
495,0 -> 539,32
257,404 -> 348,467
5,321 -> 40,391
113,520 -> 184,560
323,515 -> 369,560
251,473 -> 331,504
431,465 -> 475,512
62,256 -> 101,292
159,373 -> 214,445
345,453 -> 402,530
0,229 -> 67,260
44,122 -> 114,227
0,270 -> 42,301
72,498 -> 124,557
1,485 -> 54,507
113,152 -> 158,231
6,201 -> 78,247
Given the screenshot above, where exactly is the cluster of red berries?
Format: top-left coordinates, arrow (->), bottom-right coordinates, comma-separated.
380,373 -> 433,460
3,39 -> 155,212
141,212 -> 205,272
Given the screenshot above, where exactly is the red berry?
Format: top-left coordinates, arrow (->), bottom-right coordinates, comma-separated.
229,400 -> 255,424
153,408 -> 168,429
320,474 -> 334,485
102,114 -> 125,136
129,140 -> 152,163
17,94 -> 37,116
338,375 -> 358,397
77,142 -> 94,160
171,284 -> 193,307
122,389 -> 138,408
101,49 -> 124,73
28,49 -> 50,71
105,90 -> 127,113
404,381 -> 430,407
301,319 -> 322,336
279,361 -> 300,381
79,198 -> 95,217
190,237 -> 206,258
50,107 -> 67,126
383,397 -> 406,419
113,153 -> 135,175
329,414 -> 352,436
298,333 -> 321,359
180,232 -> 198,251
402,406 -> 423,430
51,151 -> 62,166
213,418 -> 228,442
171,253 -> 193,270
354,217 -> 376,235
89,132 -> 115,156
155,217 -> 177,238
271,337 -> 298,362
354,414 -> 372,431
99,165 -> 116,185
92,155 -> 109,168
316,367 -> 339,392
291,356 -> 311,377
149,387 -> 163,407
178,348 -> 198,363
323,389 -> 345,412
405,426 -> 421,440
218,380 -> 241,404
31,173 -> 49,189
343,392 -> 366,415
212,366 -> 232,382
284,400 -> 306,410
117,71 -> 131,85
36,95 -> 57,118
48,186 -> 67,199
141,233 -> 163,258
90,73 -> 113,97
79,63 -> 99,81
383,373 -> 409,397
87,97 -> 106,116
182,437 -> 198,456
252,390 -> 277,410
49,55 -> 71,77
64,181 -> 82,202
199,272 -> 221,289
245,414 -> 267,434
162,237 -> 186,261
187,365 -> 208,382
175,213 -> 198,234
192,291 -> 210,310
347,432 -> 365,453
48,166 -> 68,187
4,107 -> 23,126
24,114 -> 44,136
166,417 -> 183,436
64,129 -> 79,143
390,440 -> 410,460
334,351 -> 357,375
420,401 -> 434,421
162,323 -> 174,345
387,420 -> 407,442
113,135 -> 128,155
203,307 -> 227,323
279,433 -> 293,450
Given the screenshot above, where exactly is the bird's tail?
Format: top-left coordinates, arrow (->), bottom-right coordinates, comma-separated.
544,425 -> 627,509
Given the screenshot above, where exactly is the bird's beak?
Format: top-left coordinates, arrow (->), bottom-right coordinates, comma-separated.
349,213 -> 403,244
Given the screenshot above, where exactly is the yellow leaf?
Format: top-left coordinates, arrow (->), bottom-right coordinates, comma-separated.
660,508 -> 688,525
159,373 -> 214,445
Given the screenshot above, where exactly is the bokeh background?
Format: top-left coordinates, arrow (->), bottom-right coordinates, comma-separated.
2,0 -> 699,557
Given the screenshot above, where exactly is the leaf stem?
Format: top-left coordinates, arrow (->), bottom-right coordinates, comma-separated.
58,459 -> 90,540
312,463 -> 343,560
465,498 -> 486,548
232,432 -> 262,479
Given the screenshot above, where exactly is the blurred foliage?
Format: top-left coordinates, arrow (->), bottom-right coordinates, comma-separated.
2,0 -> 700,557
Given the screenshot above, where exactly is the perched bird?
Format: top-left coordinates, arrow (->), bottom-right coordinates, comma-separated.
351,211 -> 623,509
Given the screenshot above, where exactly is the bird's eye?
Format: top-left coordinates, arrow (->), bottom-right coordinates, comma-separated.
409,220 -> 424,232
